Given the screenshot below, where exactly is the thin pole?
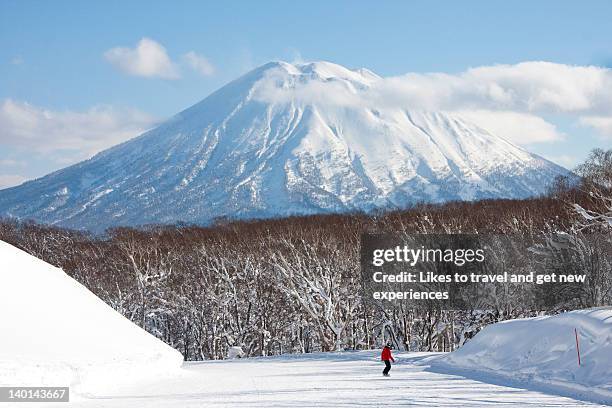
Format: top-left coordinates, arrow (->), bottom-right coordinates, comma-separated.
574,328 -> 581,366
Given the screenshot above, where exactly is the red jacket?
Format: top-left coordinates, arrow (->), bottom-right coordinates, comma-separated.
381,346 -> 394,362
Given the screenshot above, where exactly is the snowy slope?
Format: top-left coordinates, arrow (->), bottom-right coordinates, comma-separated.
20,351 -> 605,407
0,240 -> 183,394
433,308 -> 612,404
0,61 -> 569,231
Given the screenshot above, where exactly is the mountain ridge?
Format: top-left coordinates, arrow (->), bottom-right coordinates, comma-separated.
0,61 -> 569,231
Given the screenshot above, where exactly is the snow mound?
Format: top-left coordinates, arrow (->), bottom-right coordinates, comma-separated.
0,240 -> 183,394
227,346 -> 245,359
436,308 -> 612,403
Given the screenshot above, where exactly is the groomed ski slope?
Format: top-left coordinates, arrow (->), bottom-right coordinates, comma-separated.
22,351 -> 607,407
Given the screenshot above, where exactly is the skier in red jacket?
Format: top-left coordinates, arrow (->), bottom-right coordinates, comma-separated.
381,343 -> 395,376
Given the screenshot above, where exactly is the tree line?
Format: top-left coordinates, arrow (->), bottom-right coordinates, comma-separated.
1,149 -> 610,360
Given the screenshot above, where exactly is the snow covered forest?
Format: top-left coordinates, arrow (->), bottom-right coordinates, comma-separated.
1,149 -> 610,361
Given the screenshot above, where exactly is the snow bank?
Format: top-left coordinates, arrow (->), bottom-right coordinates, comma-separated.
435,308 -> 612,403
0,241 -> 183,394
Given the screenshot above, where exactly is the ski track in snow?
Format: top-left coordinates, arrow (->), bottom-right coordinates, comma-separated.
28,352 -> 605,407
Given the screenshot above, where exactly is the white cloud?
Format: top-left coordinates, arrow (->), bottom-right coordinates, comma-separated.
0,159 -> 25,167
579,116 -> 612,138
182,51 -> 215,76
544,154 -> 578,169
254,61 -> 612,146
104,38 -> 180,79
0,99 -> 159,159
456,110 -> 564,144
104,38 -> 217,80
371,62 -> 612,113
0,174 -> 27,189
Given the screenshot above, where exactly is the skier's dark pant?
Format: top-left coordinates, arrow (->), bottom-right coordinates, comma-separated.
383,360 -> 391,375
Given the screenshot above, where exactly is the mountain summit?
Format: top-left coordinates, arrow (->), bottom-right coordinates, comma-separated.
0,61 -> 568,231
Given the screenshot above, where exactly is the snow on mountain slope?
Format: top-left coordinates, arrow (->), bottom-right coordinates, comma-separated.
0,240 -> 183,394
432,308 -> 612,404
0,61 -> 569,231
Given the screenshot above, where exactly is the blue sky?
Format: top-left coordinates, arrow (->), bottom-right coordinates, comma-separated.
1,0 -> 611,188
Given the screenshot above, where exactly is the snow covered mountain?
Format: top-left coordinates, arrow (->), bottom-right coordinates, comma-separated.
0,61 -> 569,231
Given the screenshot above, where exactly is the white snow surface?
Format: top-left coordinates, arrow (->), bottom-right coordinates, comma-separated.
0,241 -> 183,395
16,352 -> 607,407
0,61 -> 569,231
0,244 -> 605,407
227,346 -> 245,359
433,308 -> 612,404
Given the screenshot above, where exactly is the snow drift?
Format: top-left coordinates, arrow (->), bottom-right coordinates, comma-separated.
0,240 -> 183,394
435,308 -> 612,403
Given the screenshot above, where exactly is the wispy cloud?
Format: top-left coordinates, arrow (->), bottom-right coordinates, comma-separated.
0,99 -> 159,159
0,158 -> 25,167
579,116 -> 612,138
254,61 -> 612,146
546,154 -> 578,169
182,51 -> 215,76
456,110 -> 564,144
0,174 -> 28,189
